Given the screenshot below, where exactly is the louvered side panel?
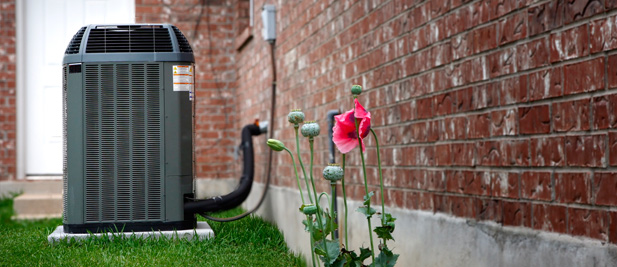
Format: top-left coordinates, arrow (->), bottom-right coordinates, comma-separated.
84,63 -> 163,223
84,65 -> 101,222
115,64 -> 131,221
130,64 -> 147,221
146,64 -> 162,219
99,64 -> 116,222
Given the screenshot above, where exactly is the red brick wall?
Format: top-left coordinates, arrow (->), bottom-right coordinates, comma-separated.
0,1 -> 16,181
0,0 -> 614,244
0,0 -> 606,241
136,0 -> 239,180
230,0 -> 617,244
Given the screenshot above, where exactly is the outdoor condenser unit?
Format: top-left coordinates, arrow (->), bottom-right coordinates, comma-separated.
62,24 -> 196,233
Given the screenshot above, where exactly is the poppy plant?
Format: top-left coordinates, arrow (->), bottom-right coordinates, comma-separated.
267,85 -> 398,266
332,98 -> 371,153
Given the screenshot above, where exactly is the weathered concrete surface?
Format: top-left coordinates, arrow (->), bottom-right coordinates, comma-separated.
13,193 -> 62,219
244,183 -> 617,267
1,180 -> 63,219
0,180 -> 62,196
48,221 -> 214,243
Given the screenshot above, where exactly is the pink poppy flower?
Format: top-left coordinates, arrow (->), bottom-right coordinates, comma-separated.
332,99 -> 371,153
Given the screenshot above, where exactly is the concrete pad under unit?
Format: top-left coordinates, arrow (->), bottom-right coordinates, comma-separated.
47,222 -> 214,243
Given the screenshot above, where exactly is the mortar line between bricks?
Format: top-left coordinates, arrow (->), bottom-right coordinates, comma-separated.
530,201 -> 536,229
394,180 -> 604,207
516,171 -> 522,202
550,171 -> 555,201
368,124 -> 617,150
527,0 -> 554,9
341,163 -> 617,176
554,8 -> 617,32
388,187 -> 617,212
607,123 -> 612,170
590,172 -> 596,208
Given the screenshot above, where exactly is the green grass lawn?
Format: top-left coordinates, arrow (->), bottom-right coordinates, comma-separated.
0,195 -> 305,266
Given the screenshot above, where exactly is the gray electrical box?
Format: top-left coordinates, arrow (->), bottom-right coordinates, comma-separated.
261,5 -> 276,41
62,24 -> 195,233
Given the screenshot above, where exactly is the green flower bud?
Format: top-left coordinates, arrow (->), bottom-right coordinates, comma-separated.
288,109 -> 305,124
267,139 -> 286,152
322,164 -> 344,182
351,85 -> 362,95
301,204 -> 318,215
301,121 -> 320,138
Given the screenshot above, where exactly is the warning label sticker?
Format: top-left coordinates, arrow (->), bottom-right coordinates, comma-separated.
173,65 -> 194,92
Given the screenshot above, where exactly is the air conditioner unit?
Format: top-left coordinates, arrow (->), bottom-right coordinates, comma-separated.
62,24 -> 196,233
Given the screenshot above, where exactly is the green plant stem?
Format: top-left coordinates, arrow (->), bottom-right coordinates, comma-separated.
295,126 -> 313,203
285,148 -> 317,267
354,99 -> 376,263
330,183 -> 337,240
306,218 -> 317,267
357,141 -> 376,263
317,192 -> 337,266
308,138 -> 331,265
318,193 -> 331,208
307,215 -> 318,267
341,154 -> 348,249
370,129 -> 387,246
287,130 -> 317,266
284,148 -> 305,204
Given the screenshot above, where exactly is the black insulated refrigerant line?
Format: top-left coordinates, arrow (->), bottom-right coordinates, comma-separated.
184,123 -> 262,215
184,41 -> 278,222
327,110 -> 340,238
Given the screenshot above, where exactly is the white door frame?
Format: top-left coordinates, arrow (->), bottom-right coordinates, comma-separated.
15,0 -> 135,180
16,0 -> 25,180
16,0 -> 60,180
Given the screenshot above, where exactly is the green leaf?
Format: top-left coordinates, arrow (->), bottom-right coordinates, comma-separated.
363,192 -> 374,205
356,206 -> 376,218
302,217 -> 315,232
331,257 -> 346,267
343,247 -> 371,267
381,213 -> 396,227
322,212 -> 338,237
343,252 -> 361,267
358,247 -> 372,261
311,225 -> 324,241
343,256 -> 363,267
314,239 -> 341,265
373,226 -> 395,241
381,213 -> 396,223
304,217 -> 326,241
373,246 -> 399,267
